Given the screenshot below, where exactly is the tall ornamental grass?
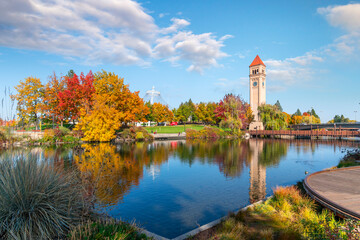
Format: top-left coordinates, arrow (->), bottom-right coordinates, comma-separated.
0,156 -> 90,239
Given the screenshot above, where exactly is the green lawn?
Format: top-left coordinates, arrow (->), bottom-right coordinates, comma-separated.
145,124 -> 205,134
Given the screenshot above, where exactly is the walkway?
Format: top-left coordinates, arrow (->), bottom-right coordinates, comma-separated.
151,133 -> 186,140
304,166 -> 360,220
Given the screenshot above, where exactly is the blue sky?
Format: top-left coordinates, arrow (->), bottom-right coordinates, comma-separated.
0,0 -> 360,122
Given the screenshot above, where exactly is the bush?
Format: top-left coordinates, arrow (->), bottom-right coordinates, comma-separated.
186,127 -> 233,139
136,132 -> 144,140
68,219 -> 150,240
118,127 -> 153,141
59,126 -> 71,136
0,156 -> 91,239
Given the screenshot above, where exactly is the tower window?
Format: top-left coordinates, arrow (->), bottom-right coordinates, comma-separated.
256,69 -> 259,73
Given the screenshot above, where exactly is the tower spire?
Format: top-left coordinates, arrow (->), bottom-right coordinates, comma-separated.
250,55 -> 266,67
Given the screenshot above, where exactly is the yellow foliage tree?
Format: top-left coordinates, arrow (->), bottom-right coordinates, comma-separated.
11,77 -> 44,127
152,102 -> 174,123
76,71 -> 149,141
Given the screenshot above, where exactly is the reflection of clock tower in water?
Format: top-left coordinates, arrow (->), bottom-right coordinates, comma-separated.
249,55 -> 266,130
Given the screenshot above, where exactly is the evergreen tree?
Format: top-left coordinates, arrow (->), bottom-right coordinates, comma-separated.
294,109 -> 302,116
274,100 -> 283,112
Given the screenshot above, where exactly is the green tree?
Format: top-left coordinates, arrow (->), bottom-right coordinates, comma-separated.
294,109 -> 302,116
175,99 -> 196,123
258,104 -> 288,130
275,100 -> 283,112
333,114 -> 349,123
307,108 -> 320,119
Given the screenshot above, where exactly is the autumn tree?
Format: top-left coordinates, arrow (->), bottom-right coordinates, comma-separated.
58,71 -> 95,123
76,71 -> 149,141
11,77 -> 44,128
195,102 -> 219,125
42,73 -> 65,125
152,103 -> 174,123
215,94 -> 250,132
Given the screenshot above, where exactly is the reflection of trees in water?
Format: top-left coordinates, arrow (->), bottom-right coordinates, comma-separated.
2,139 -> 353,208
73,143 -> 172,206
258,140 -> 288,167
175,140 -> 251,178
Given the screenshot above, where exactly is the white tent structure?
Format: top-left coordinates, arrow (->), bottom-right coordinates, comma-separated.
143,86 -> 167,105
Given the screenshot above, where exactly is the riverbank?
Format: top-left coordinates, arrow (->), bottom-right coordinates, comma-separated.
187,184 -> 359,240
187,148 -> 360,240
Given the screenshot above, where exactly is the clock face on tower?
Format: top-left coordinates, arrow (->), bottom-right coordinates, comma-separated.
253,81 -> 258,87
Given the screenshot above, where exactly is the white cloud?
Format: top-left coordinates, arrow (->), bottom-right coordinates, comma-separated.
154,31 -> 231,73
317,4 -> 360,32
318,3 -> 360,58
264,52 -> 323,87
0,0 -> 230,72
264,3 -> 360,91
160,18 -> 190,34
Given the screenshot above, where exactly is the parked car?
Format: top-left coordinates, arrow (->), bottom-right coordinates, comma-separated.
170,122 -> 178,126
158,122 -> 166,126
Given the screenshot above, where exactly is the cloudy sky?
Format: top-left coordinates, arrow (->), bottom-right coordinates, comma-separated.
0,0 -> 360,122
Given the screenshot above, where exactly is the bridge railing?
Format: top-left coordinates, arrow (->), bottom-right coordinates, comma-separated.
248,130 -> 360,137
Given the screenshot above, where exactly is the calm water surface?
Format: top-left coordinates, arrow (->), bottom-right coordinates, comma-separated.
3,139 -> 359,238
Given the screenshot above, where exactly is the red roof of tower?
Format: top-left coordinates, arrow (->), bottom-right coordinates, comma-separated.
249,55 -> 265,67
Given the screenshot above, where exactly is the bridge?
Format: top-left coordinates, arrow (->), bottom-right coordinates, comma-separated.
249,130 -> 360,138
290,122 -> 360,131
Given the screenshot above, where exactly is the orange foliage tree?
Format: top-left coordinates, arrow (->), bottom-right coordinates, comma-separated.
152,102 -> 174,123
76,71 -> 149,141
42,73 -> 65,125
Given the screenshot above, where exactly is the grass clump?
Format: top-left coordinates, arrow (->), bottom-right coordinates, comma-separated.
337,148 -> 360,168
189,186 -> 360,240
68,219 -> 151,240
0,156 -> 91,239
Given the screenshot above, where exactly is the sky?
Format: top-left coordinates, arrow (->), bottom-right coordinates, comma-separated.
0,0 -> 360,122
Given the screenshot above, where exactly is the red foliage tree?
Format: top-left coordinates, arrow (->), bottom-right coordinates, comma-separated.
58,71 -> 95,123
215,94 -> 251,129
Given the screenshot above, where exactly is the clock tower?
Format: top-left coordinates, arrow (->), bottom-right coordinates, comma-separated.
249,55 -> 266,130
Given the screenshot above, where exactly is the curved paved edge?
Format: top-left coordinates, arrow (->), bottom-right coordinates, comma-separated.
304,166 -> 360,221
140,197 -> 270,240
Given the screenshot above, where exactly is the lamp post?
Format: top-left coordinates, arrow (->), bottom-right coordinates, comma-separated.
355,111 -> 358,122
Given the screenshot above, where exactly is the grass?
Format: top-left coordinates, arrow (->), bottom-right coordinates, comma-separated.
68,219 -> 151,240
337,148 -> 360,168
145,124 -> 206,134
188,185 -> 360,240
0,156 -> 91,239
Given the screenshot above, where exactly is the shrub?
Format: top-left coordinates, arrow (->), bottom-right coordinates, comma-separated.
68,219 -> 150,240
119,127 -> 153,141
0,156 -> 91,239
136,132 -> 144,140
63,135 -> 80,143
59,126 -> 71,136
